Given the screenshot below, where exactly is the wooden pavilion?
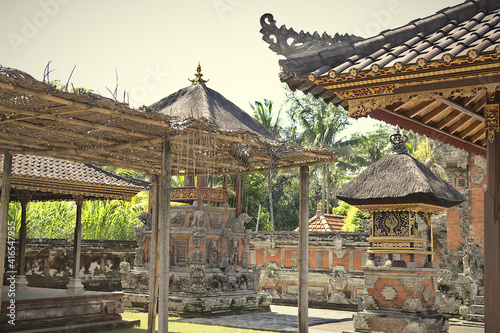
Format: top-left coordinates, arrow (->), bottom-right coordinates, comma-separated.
0,154 -> 149,331
0,66 -> 336,332
260,0 -> 500,331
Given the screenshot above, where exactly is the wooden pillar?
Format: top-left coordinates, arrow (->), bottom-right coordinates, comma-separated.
236,174 -> 241,216
298,165 -> 309,333
17,193 -> 28,276
66,195 -> 84,293
0,151 -> 12,308
484,127 -> 500,333
196,175 -> 203,210
148,175 -> 160,333
158,140 -> 171,333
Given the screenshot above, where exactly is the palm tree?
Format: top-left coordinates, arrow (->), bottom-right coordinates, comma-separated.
249,99 -> 282,136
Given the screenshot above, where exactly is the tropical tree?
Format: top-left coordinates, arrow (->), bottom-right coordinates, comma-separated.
249,99 -> 282,136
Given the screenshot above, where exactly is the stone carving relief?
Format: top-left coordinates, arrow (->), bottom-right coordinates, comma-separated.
331,265 -> 348,291
191,227 -> 206,248
190,267 -> 206,292
206,239 -> 219,268
230,213 -> 251,233
134,248 -> 145,268
264,262 -> 280,287
241,250 -> 249,269
229,239 -> 240,266
242,230 -> 251,249
220,228 -> 231,249
170,212 -> 185,227
402,297 -> 423,313
364,274 -> 380,289
209,213 -> 225,229
422,285 -> 431,302
190,249 -> 204,266
361,295 -> 378,310
189,210 -> 206,227
138,211 -> 152,230
135,225 -> 146,246
219,250 -> 229,269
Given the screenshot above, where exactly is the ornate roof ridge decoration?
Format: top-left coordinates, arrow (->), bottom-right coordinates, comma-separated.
188,63 -> 209,86
390,128 -> 408,155
260,13 -> 364,58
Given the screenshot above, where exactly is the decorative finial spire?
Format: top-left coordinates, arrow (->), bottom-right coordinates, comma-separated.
390,128 -> 408,154
188,62 -> 209,86
317,202 -> 323,211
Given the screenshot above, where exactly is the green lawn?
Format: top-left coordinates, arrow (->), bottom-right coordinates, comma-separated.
97,311 -> 278,333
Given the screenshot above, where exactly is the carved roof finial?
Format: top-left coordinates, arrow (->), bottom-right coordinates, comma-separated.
390,128 -> 408,155
188,62 -> 209,86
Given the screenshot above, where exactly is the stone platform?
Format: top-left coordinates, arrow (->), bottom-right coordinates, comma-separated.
0,286 -> 138,332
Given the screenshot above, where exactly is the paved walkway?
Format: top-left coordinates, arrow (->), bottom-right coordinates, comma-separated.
181,305 -> 485,333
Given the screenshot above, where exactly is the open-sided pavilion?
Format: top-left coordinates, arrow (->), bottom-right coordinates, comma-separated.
260,0 -> 500,331
0,66 -> 336,332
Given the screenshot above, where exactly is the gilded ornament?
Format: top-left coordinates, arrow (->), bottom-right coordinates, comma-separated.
484,104 -> 500,143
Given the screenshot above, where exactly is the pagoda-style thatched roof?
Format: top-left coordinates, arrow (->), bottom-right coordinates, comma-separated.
1,154 -> 150,201
0,67 -> 335,175
337,153 -> 465,208
150,83 -> 277,140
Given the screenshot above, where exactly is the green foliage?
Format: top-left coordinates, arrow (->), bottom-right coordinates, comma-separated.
341,204 -> 369,232
249,99 -> 282,136
332,201 -> 350,216
7,191 -> 148,240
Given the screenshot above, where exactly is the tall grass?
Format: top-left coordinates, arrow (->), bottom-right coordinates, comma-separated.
7,191 -> 148,241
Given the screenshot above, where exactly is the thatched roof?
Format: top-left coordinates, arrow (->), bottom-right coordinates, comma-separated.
0,67 -> 335,175
337,153 -> 465,208
150,83 -> 277,140
1,154 -> 149,201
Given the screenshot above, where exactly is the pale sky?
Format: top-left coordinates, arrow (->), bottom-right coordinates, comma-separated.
1,0 -> 460,138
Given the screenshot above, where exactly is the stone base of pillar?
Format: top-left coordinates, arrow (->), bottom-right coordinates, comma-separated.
66,278 -> 85,294
15,275 -> 29,290
348,309 -> 449,333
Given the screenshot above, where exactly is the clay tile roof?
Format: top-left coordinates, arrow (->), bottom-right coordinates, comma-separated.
0,154 -> 150,201
295,213 -> 345,232
261,0 -> 500,102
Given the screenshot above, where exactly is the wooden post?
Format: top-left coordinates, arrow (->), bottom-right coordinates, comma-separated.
66,195 -> 85,293
158,140 -> 171,333
236,174 -> 241,216
196,175 -> 203,210
484,129 -> 500,333
0,151 -> 12,308
148,175 -> 160,333
17,193 -> 28,276
298,165 -> 309,333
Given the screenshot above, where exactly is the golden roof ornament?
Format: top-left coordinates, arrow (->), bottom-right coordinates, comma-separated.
188,63 -> 209,86
317,202 -> 323,211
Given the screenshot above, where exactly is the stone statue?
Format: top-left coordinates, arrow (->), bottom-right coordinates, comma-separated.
230,213 -> 251,233
138,211 -> 152,230
206,239 -> 219,268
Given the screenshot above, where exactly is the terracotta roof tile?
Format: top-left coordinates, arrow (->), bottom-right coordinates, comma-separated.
295,213 -> 345,232
1,154 -> 150,190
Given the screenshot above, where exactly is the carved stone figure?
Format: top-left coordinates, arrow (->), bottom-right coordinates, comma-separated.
241,250 -> 249,269
138,211 -> 152,230
209,213 -> 225,229
170,212 -> 185,227
135,225 -> 146,246
229,239 -> 240,266
220,228 -> 231,248
190,249 -> 204,266
189,210 -> 206,227
230,213 -> 251,233
191,227 -> 206,248
134,248 -> 145,267
243,230 -> 251,248
219,250 -> 229,269
206,239 -> 219,268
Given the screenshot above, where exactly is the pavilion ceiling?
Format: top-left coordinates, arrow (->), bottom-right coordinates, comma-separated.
0,67 -> 335,175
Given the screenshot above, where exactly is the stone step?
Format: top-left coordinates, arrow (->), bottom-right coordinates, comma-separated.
470,304 -> 484,315
466,314 -> 484,322
474,295 -> 484,305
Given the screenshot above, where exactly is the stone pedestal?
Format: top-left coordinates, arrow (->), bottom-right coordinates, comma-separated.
350,266 -> 448,333
15,275 -> 29,291
66,278 -> 85,294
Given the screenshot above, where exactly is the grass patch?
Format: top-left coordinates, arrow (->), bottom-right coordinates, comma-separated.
96,311 -> 278,333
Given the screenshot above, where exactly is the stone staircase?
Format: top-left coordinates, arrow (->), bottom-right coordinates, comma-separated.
466,292 -> 484,322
